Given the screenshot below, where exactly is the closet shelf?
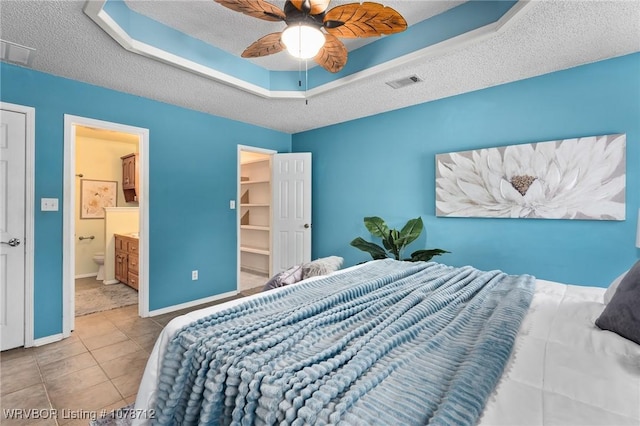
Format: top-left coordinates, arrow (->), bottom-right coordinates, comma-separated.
240,203 -> 269,207
240,246 -> 270,256
240,179 -> 270,185
241,158 -> 269,165
241,225 -> 270,231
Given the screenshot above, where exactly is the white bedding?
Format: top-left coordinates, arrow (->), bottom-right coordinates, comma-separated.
133,267 -> 640,425
479,280 -> 640,425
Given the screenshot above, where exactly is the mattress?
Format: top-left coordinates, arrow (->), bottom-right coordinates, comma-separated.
133,265 -> 640,425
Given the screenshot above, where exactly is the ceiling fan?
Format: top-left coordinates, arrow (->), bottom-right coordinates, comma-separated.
214,0 -> 408,73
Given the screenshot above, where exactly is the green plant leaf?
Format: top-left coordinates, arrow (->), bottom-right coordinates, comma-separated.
353,216 -> 448,263
409,248 -> 450,262
381,232 -> 394,251
397,217 -> 423,247
364,216 -> 389,238
388,229 -> 401,259
350,237 -> 388,260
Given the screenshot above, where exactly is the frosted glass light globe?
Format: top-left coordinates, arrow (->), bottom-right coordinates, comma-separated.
281,24 -> 325,59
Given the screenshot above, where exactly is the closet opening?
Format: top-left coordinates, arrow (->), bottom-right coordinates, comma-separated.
238,147 -> 275,295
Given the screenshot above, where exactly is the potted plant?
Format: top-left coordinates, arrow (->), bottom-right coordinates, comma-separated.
350,216 -> 449,262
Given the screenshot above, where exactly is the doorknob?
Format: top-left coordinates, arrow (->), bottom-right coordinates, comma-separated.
1,238 -> 20,247
304,223 -> 311,229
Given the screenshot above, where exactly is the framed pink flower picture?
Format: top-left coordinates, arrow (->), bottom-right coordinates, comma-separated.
80,179 -> 117,219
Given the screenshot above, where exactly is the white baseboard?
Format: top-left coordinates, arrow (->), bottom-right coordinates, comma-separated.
147,291 -> 238,317
75,272 -> 98,279
32,333 -> 65,347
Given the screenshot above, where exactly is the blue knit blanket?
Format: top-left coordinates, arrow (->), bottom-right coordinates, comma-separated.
152,260 -> 535,426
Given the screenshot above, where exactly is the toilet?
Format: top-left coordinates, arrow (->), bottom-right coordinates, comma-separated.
93,252 -> 105,281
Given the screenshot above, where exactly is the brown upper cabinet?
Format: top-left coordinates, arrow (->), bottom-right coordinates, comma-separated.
121,153 -> 139,202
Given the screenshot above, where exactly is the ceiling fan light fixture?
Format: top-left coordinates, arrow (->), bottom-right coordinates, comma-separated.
281,24 -> 325,59
215,0 -> 407,72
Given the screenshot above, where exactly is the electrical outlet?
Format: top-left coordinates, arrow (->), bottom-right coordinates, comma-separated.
192,270 -> 198,280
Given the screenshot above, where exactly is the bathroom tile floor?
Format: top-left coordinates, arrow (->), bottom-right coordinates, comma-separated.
76,277 -> 104,292
0,282 -> 265,426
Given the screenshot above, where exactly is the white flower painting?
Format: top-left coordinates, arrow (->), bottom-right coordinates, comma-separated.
435,134 -> 626,220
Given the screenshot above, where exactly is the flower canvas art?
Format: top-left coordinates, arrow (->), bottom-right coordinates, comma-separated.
80,179 -> 117,219
435,134 -> 626,220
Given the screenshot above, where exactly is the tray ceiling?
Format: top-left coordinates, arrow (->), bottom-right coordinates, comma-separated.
1,1 -> 638,133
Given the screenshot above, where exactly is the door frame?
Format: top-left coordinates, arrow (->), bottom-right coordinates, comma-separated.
237,145 -> 276,292
1,102 -> 35,347
63,115 -> 149,336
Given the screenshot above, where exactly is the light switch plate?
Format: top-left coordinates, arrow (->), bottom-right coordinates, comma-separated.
41,198 -> 59,211
230,200 -> 236,209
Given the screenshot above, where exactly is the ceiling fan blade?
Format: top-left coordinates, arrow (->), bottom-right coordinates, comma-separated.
215,0 -> 285,22
323,2 -> 407,38
314,33 -> 347,73
241,32 -> 285,58
290,0 -> 331,15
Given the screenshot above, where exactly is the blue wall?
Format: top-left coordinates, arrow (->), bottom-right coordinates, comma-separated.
3,53 -> 639,341
293,53 -> 640,287
0,63 -> 291,339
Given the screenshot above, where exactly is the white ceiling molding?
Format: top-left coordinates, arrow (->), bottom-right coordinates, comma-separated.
84,0 -> 529,100
83,1 -> 286,99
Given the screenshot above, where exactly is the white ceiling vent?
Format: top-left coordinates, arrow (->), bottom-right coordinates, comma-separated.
1,40 -> 36,67
386,75 -> 423,89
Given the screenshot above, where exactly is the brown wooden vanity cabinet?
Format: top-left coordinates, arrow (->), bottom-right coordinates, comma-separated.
115,234 -> 139,290
121,153 -> 139,202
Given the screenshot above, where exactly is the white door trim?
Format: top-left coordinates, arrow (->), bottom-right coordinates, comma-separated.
237,145 -> 277,292
1,102 -> 35,347
63,115 -> 150,337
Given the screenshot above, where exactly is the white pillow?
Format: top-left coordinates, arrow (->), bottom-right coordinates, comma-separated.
302,256 -> 344,279
603,270 -> 628,305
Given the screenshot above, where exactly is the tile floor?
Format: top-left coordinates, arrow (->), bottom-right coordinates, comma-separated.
0,279 -> 265,426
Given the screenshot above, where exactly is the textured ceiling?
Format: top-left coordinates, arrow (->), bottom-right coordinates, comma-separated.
1,1 -> 639,134
125,0 -> 464,71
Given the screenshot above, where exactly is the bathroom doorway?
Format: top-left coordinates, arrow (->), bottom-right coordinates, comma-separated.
73,126 -> 140,316
63,115 -> 149,336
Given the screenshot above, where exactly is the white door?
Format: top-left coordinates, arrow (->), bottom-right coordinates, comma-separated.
272,153 -> 312,274
1,109 -> 26,350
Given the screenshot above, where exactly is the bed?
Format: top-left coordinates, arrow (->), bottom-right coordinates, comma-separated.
133,259 -> 640,425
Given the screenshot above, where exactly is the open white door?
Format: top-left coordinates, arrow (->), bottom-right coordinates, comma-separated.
1,109 -> 26,350
271,153 -> 312,274
272,152 -> 311,274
